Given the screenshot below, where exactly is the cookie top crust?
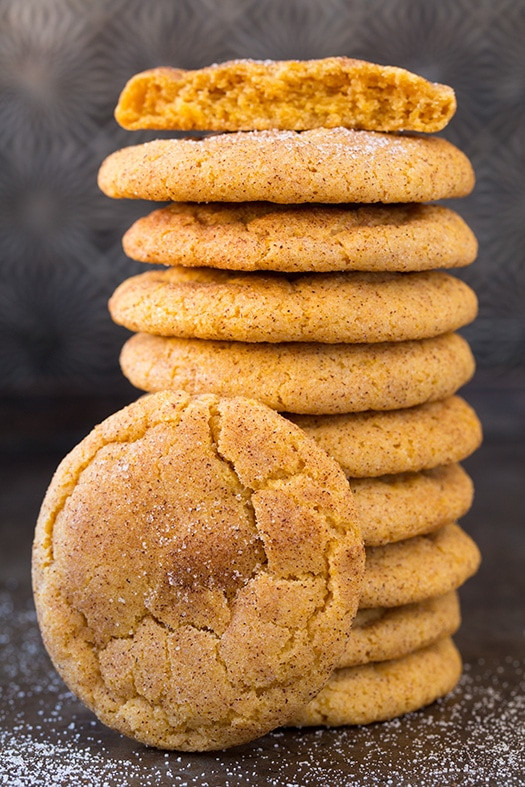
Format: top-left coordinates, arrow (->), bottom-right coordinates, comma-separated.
114,57 -> 456,133
122,203 -> 478,273
98,129 -> 475,204
108,268 -> 478,344
119,332 -> 475,415
32,391 -> 365,750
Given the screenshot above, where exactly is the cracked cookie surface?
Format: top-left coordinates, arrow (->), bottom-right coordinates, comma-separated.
119,333 -> 475,415
122,203 -> 477,273
109,268 -> 477,344
97,128 -> 474,204
32,391 -> 365,750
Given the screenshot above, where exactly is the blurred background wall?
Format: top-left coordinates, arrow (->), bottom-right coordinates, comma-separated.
1,0 -> 524,449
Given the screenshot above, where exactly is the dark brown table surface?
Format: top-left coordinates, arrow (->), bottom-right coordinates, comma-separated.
1,388 -> 524,786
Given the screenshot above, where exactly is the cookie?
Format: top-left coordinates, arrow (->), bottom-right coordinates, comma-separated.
109,268 -> 477,344
115,57 -> 456,133
361,523 -> 481,609
338,591 -> 460,668
98,128 -> 474,204
290,637 -> 462,727
32,391 -> 365,751
122,203 -> 478,273
352,464 -> 474,547
293,396 -> 482,476
120,333 -> 475,415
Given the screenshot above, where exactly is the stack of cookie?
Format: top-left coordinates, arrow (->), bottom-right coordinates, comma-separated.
99,58 -> 482,730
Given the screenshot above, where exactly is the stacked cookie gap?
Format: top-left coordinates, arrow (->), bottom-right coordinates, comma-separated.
100,58 -> 482,730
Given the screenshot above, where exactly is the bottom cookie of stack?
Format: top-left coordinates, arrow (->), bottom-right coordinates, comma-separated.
289,637 -> 461,727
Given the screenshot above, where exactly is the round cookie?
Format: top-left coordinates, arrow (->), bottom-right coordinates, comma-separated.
293,396 -> 482,475
120,333 -> 475,416
98,128 -> 475,204
352,464 -> 474,547
32,391 -> 365,751
109,268 -> 478,344
361,523 -> 481,609
290,637 -> 462,727
115,57 -> 456,133
338,591 -> 460,668
123,203 -> 478,273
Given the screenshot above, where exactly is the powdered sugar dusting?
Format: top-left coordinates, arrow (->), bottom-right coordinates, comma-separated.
1,586 -> 523,786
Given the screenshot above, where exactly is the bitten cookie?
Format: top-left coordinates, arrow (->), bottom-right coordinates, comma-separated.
123,203 -> 478,273
109,268 -> 477,344
293,396 -> 482,476
120,333 -> 475,415
352,464 -> 474,546
115,57 -> 456,133
291,637 -> 462,727
338,591 -> 461,668
361,523 -> 481,609
98,128 -> 475,204
32,391 -> 365,751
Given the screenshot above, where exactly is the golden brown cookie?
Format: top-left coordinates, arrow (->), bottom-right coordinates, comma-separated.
352,464 -> 474,547
361,523 -> 481,609
98,129 -> 474,204
120,333 -> 475,416
109,268 -> 477,344
32,391 -> 365,751
293,396 -> 482,475
122,203 -> 478,273
339,591 -> 460,668
115,57 -> 456,133
291,637 -> 462,727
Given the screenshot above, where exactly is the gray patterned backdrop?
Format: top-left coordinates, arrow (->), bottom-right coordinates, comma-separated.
1,0 -> 524,398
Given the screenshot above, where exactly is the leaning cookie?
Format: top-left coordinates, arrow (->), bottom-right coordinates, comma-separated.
290,638 -> 462,727
293,396 -> 482,476
109,268 -> 477,344
361,523 -> 481,609
120,333 -> 475,415
122,203 -> 477,273
98,129 -> 474,204
338,591 -> 460,668
32,391 -> 365,751
115,57 -> 456,133
352,464 -> 474,547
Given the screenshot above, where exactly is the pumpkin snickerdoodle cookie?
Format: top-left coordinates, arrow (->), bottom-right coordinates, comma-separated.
115,57 -> 456,133
32,391 -> 365,751
291,637 -> 462,727
293,396 -> 482,476
122,203 -> 478,273
338,591 -> 461,668
360,523 -> 481,609
119,333 -> 475,415
109,268 -> 477,344
98,128 -> 474,205
352,464 -> 474,547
